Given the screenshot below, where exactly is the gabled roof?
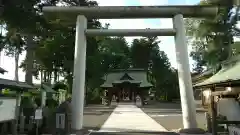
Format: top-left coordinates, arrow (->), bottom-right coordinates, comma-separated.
101,68 -> 152,88
192,69 -> 214,80
192,69 -> 217,85
33,83 -> 57,93
0,67 -> 7,74
194,55 -> 240,87
0,78 -> 34,90
110,68 -> 146,72
120,73 -> 134,80
113,80 -> 141,84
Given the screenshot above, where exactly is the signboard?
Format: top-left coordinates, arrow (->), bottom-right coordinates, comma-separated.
56,113 -> 65,129
229,126 -> 240,135
136,95 -> 142,106
202,90 -> 211,106
35,108 -> 42,120
0,98 -> 17,122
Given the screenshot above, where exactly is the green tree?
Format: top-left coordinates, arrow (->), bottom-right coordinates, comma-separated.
3,27 -> 25,81
0,0 -> 180,102
13,0 -> 101,89
130,37 -> 160,69
130,37 -> 179,100
98,36 -> 131,70
185,0 -> 235,72
1,0 -> 45,83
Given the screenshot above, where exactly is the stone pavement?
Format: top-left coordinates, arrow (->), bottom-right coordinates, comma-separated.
96,104 -> 168,133
89,104 -> 209,135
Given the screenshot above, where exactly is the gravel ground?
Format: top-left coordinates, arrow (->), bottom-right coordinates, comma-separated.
141,102 -> 207,131
6,105 -> 115,135
83,105 -> 116,131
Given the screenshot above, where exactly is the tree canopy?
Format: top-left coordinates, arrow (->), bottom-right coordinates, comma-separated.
0,0 -> 180,102
185,0 -> 238,72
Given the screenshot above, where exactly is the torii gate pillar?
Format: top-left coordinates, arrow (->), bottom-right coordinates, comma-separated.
173,14 -> 197,128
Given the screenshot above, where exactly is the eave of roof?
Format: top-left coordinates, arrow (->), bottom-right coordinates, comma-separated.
0,78 -> 34,90
107,68 -> 147,73
100,68 -> 153,88
194,55 -> 240,88
0,67 -> 7,74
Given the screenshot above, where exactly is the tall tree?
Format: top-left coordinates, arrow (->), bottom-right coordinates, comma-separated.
130,37 -> 160,69
0,0 -> 179,102
98,36 -> 131,70
4,27 -> 25,81
1,0 -> 45,84
130,36 -> 179,100
185,0 -> 235,72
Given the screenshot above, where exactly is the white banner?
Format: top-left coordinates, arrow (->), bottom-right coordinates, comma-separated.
56,113 -> 65,129
0,98 -> 17,122
35,108 -> 43,120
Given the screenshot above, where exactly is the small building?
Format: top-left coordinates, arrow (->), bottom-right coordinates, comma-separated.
191,69 -> 216,100
192,69 -> 216,85
193,55 -> 240,134
100,68 -> 153,105
0,67 -> 34,134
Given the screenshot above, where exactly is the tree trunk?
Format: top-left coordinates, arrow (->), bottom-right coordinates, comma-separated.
43,71 -> 47,82
14,53 -> 19,82
54,69 -> 58,83
40,70 -> 43,83
25,35 -> 34,84
48,71 -> 52,83
66,72 -> 73,93
57,72 -> 60,82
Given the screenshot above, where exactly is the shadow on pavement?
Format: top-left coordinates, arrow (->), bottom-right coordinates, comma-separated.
83,126 -> 101,131
90,131 -> 179,135
91,127 -> 172,134
83,106 -> 116,115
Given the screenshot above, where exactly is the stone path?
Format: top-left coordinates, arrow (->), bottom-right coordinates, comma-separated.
97,104 -> 168,132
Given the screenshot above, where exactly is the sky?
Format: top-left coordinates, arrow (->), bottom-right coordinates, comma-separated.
0,0 -> 200,83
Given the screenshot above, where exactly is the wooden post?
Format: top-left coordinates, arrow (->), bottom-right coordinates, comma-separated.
205,112 -> 212,132
108,89 -> 111,106
210,87 -> 217,135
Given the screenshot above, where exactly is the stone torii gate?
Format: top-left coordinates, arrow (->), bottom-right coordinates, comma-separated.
42,5 -> 218,133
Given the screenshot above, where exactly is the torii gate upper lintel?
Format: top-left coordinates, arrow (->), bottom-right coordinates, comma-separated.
43,5 -> 218,19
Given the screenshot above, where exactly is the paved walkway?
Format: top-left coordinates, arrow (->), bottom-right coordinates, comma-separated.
97,104 -> 168,132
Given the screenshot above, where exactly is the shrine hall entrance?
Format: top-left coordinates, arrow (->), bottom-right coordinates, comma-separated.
120,87 -> 131,101
101,69 -> 153,105
113,82 -> 139,102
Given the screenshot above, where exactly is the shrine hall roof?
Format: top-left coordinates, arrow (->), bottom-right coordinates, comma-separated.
0,78 -> 34,90
100,69 -> 152,88
0,67 -> 7,74
194,55 -> 240,87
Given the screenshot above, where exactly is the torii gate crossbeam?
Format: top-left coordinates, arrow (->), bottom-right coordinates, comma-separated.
85,29 -> 176,36
43,5 -> 218,134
